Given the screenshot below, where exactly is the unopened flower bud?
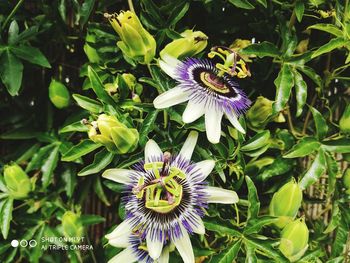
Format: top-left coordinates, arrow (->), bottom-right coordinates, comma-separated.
62,211 -> 84,242
246,96 -> 273,130
160,29 -> 208,59
3,163 -> 31,199
88,114 -> 139,153
269,180 -> 302,228
343,168 -> 350,194
106,11 -> 156,64
279,217 -> 309,262
339,105 -> 350,134
48,79 -> 70,109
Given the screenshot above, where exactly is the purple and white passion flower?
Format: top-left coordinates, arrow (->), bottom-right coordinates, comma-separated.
154,51 -> 251,144
102,131 -> 239,263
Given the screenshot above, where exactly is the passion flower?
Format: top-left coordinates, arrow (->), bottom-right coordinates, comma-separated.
154,48 -> 251,143
102,131 -> 239,262
269,179 -> 302,228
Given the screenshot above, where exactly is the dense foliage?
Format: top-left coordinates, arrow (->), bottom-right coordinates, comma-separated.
1,0 -> 350,262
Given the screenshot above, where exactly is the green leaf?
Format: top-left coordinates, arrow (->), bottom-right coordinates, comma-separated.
80,214 -> 105,226
245,176 -> 260,221
87,66 -> 116,106
293,70 -> 307,117
257,156 -> 295,181
273,64 -> 294,113
321,138 -> 350,153
283,137 -> 320,158
228,0 -> 254,9
297,66 -> 322,87
245,243 -> 258,263
299,148 -> 326,190
7,20 -> 19,45
244,216 -> 278,235
10,46 -> 51,68
245,238 -> 288,262
331,215 -> 348,258
256,0 -> 267,8
308,24 -> 343,37
0,49 -> 23,96
204,219 -> 242,237
139,110 -> 159,147
93,177 -> 110,206
241,42 -> 281,58
62,140 -> 102,162
325,152 -> 339,196
323,202 -> 340,234
167,2 -> 190,26
0,198 -> 13,239
309,106 -> 328,140
241,130 -> 270,152
210,240 -> 242,263
311,37 -> 346,58
26,143 -> 57,172
41,144 -> 60,188
62,165 -> 77,198
295,0 -> 305,22
72,94 -> 102,113
79,0 -> 95,27
78,148 -> 114,176
59,121 -> 89,133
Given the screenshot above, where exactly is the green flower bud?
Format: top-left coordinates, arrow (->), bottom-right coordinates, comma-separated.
160,29 -> 208,59
48,79 -> 70,109
246,96 -> 273,130
269,180 -> 302,228
107,11 -> 156,64
339,104 -> 350,134
88,114 -> 139,154
279,217 -> 309,262
62,211 -> 84,242
343,168 -> 350,194
3,163 -> 31,199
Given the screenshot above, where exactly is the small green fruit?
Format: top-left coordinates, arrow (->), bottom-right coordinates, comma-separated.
339,104 -> 350,134
48,79 -> 70,109
279,217 -> 309,262
269,179 -> 302,228
3,163 -> 31,199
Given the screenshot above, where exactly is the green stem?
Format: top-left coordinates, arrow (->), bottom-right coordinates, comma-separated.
1,0 -> 25,32
128,0 -> 135,13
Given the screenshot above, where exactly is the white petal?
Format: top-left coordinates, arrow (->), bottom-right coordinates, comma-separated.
159,55 -> 181,79
205,109 -> 223,144
182,101 -> 205,123
102,169 -> 132,185
145,139 -> 163,163
195,160 -> 215,181
108,248 -> 137,263
225,112 -> 245,134
191,214 -> 205,235
153,86 -> 190,109
179,131 -> 198,160
205,186 -> 239,204
158,247 -> 170,263
105,220 -> 133,241
147,231 -> 164,259
173,227 -> 194,263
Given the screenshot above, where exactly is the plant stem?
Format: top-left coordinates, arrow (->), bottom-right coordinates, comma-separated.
128,0 -> 135,13
1,0 -> 25,32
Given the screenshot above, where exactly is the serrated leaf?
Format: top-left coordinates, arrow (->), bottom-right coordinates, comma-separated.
283,137 -> 320,158
41,145 -> 60,188
0,198 -> 13,239
311,37 -> 346,58
62,140 -> 102,162
309,106 -> 328,140
245,176 -> 260,221
0,49 -> 23,96
273,64 -> 294,113
299,148 -> 326,190
241,130 -> 270,152
78,148 -> 114,176
10,46 -> 51,68
308,24 -> 343,37
228,0 -> 254,9
241,41 -> 281,58
210,240 -> 242,263
139,110 -> 159,147
293,70 -> 307,117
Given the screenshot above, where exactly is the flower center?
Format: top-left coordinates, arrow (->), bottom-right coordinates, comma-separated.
200,72 -> 230,94
133,162 -> 186,214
